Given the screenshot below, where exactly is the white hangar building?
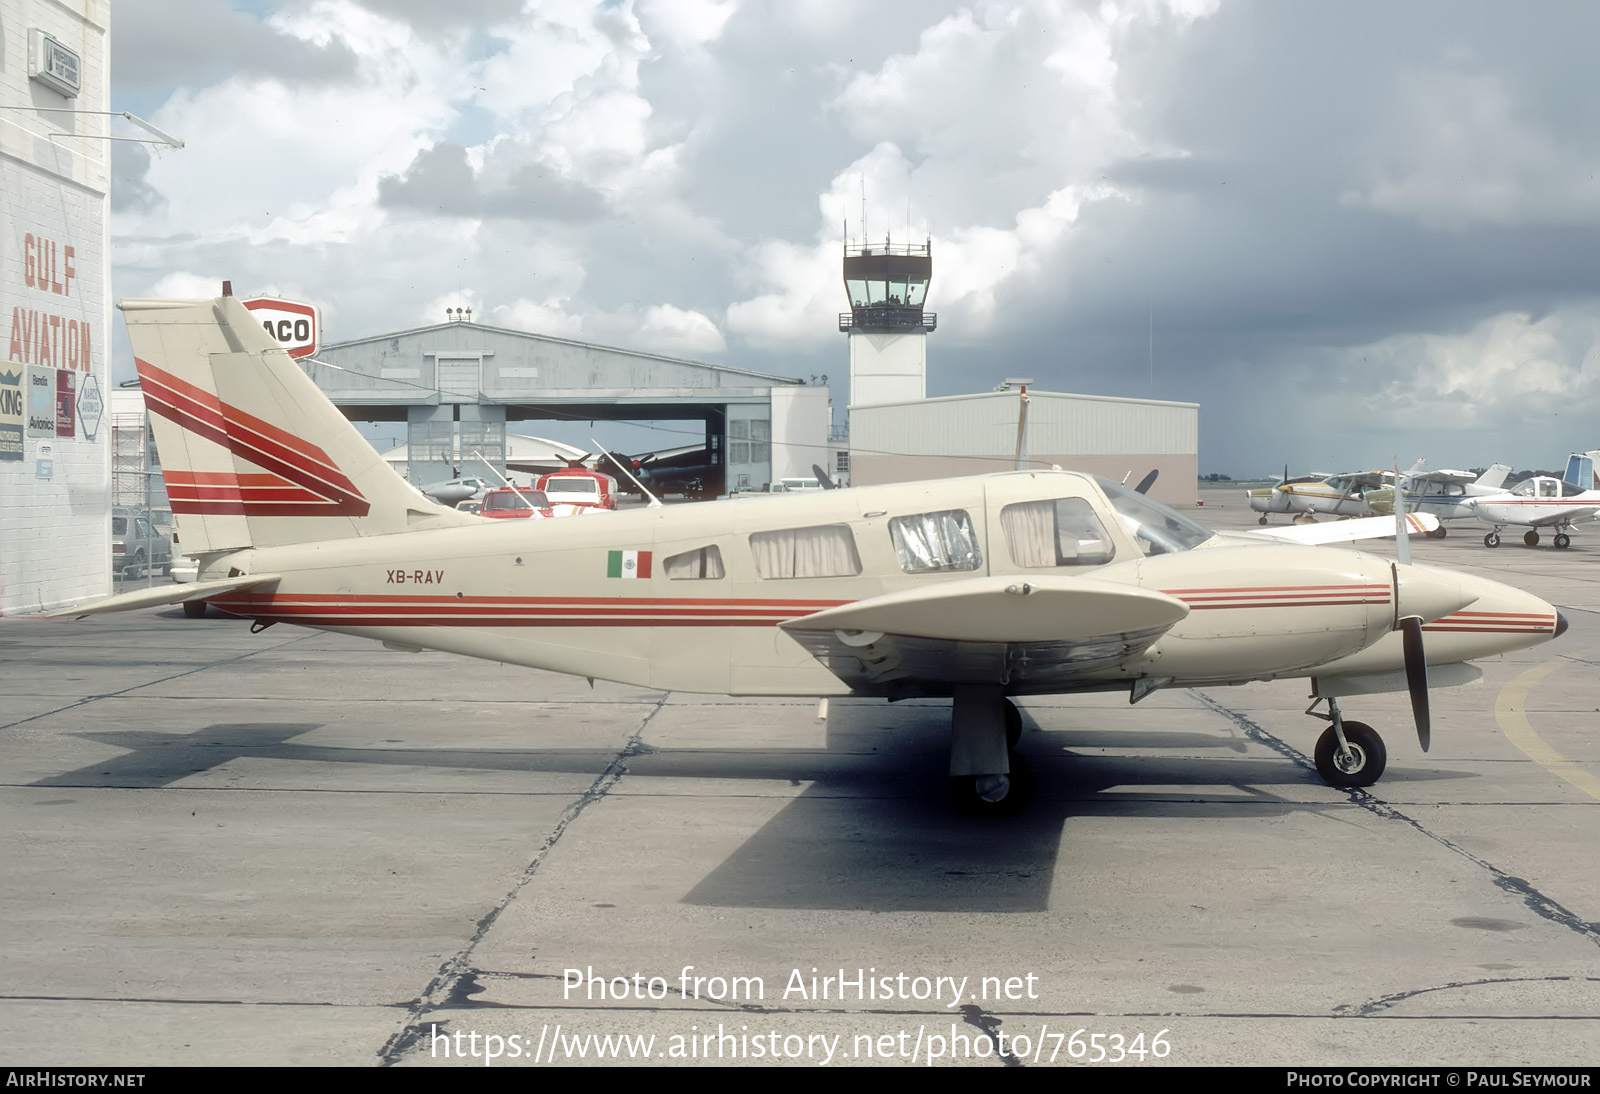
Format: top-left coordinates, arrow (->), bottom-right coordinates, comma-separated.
307,316 -> 832,497
0,0 -> 110,614
848,387 -> 1199,507
835,237 -> 1199,507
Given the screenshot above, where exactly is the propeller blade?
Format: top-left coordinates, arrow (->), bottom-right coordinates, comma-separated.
1401,614 -> 1431,752
1394,456 -> 1412,566
1133,469 -> 1159,495
812,463 -> 839,490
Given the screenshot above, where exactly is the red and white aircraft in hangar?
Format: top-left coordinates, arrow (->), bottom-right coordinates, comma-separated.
49,289 -> 1567,813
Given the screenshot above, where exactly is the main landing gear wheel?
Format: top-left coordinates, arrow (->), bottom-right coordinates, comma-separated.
1314,721 -> 1387,789
1524,530 -> 1541,547
1430,527 -> 1447,539
1258,515 -> 1269,526
950,751 -> 1032,816
1484,532 -> 1500,548
1003,699 -> 1022,748
1555,533 -> 1572,549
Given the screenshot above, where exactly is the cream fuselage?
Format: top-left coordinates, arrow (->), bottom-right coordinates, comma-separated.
199,471 -> 1558,698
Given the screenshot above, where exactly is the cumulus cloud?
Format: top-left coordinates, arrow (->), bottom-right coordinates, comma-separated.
493,298 -> 726,356
113,0 -> 358,91
1343,69 -> 1600,230
110,1 -> 1600,473
376,141 -> 608,221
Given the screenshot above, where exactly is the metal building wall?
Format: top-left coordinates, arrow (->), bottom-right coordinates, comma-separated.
0,0 -> 111,613
848,390 -> 1199,506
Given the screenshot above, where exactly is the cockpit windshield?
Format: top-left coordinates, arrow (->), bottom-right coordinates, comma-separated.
1094,477 -> 1216,555
1511,477 -> 1584,499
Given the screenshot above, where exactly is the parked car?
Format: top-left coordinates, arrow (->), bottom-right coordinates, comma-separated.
111,508 -> 173,578
479,486 -> 553,519
536,468 -> 620,510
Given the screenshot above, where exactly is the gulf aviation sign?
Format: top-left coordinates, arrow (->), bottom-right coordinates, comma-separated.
242,297 -> 319,359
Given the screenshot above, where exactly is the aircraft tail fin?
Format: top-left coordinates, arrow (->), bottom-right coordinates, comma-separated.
120,291 -> 475,556
1476,462 -> 1512,490
1563,452 -> 1597,491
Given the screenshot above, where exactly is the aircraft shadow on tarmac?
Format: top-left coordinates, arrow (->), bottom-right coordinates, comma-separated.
34,704 -> 1468,914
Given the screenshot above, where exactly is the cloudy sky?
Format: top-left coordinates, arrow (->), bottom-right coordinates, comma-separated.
110,0 -> 1600,475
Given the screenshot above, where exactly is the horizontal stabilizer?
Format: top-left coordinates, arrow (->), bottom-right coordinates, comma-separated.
779,575 -> 1188,644
44,574 -> 282,619
1248,511 -> 1438,545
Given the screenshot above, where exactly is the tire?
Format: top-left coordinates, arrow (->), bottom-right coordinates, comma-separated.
1430,527 -> 1447,539
182,600 -> 207,618
1258,515 -> 1268,526
1525,530 -> 1540,547
128,550 -> 145,578
1484,532 -> 1500,548
1555,534 -> 1571,549
1314,722 -> 1387,789
950,751 -> 1032,816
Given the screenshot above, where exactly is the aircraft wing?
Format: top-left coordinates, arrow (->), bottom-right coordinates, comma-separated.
1524,506 -> 1600,528
778,575 -> 1188,694
1246,512 -> 1438,545
42,574 -> 283,619
1410,469 -> 1478,487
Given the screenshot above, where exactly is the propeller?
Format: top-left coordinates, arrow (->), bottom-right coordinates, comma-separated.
812,463 -> 839,490
1392,456 -> 1430,751
1133,469 -> 1159,495
1401,615 -> 1431,752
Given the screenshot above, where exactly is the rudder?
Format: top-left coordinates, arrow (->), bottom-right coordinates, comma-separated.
121,291 -> 470,555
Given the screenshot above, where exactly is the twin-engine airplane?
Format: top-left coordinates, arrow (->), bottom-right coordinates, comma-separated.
52,291 -> 1567,812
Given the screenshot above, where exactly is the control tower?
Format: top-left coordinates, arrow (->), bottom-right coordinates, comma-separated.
840,236 -> 935,406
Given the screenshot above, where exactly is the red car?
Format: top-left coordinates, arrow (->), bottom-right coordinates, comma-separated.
478,487 -> 552,519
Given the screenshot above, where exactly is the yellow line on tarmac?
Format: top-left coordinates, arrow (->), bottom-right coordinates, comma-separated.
1494,661 -> 1600,801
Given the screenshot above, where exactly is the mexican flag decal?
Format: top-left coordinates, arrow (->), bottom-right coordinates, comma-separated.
607,549 -> 652,579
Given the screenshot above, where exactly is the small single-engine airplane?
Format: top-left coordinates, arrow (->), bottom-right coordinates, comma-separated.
1470,472 -> 1600,548
1249,469 -> 1396,524
1396,462 -> 1513,537
50,291 -> 1567,812
1246,469 -> 1329,524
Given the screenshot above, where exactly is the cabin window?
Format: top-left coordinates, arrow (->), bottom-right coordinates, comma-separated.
663,545 -> 726,580
889,510 -> 982,573
749,524 -> 862,579
999,498 -> 1115,567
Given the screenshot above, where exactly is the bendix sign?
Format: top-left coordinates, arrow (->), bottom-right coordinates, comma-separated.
241,297 -> 320,359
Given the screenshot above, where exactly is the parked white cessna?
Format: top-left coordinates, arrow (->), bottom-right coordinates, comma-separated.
1397,462 -> 1513,537
51,292 -> 1568,812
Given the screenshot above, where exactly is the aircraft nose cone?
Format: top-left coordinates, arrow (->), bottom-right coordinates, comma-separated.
1555,611 -> 1569,639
